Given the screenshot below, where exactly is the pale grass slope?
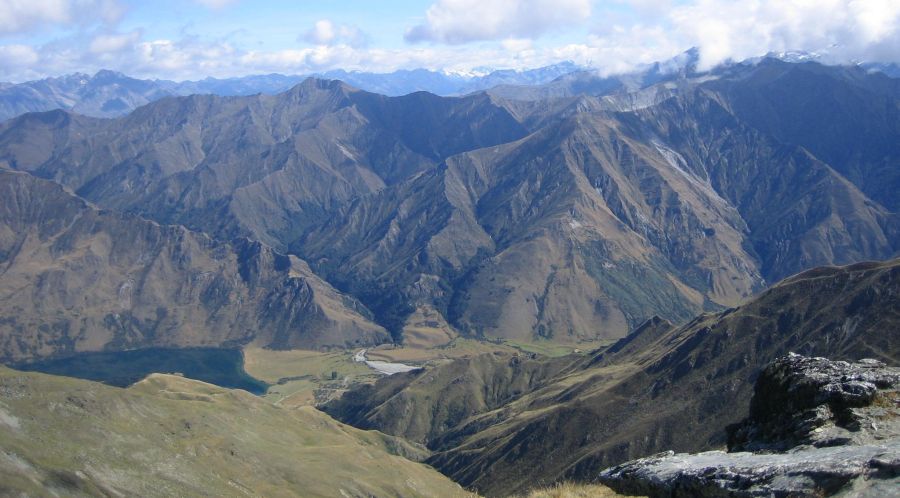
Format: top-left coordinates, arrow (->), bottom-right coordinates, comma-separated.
0,366 -> 472,498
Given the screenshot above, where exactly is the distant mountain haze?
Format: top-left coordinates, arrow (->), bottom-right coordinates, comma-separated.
0,63 -> 583,123
2,52 -> 897,124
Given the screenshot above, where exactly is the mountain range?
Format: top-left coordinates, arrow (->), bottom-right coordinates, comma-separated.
0,56 -> 898,358
0,63 -> 581,123
3,52 -> 898,124
0,50 -> 897,498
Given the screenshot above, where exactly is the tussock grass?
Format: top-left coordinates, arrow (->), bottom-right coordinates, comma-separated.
514,482 -> 638,498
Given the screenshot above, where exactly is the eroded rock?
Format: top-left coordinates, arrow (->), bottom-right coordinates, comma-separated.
599,354 -> 900,497
728,353 -> 900,451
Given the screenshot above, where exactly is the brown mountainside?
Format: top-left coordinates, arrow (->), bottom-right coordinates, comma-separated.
0,62 -> 897,343
0,170 -> 387,361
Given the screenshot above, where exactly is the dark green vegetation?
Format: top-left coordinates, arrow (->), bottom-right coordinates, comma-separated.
1,58 -> 897,357
12,347 -> 268,394
325,258 -> 900,496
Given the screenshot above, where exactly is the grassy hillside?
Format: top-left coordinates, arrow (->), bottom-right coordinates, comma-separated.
243,347 -> 380,406
0,366 -> 472,497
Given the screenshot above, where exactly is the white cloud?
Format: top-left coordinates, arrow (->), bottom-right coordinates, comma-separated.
89,30 -> 140,53
500,38 -> 533,52
0,0 -> 68,34
192,0 -> 238,9
406,0 -> 591,44
0,44 -> 39,67
0,0 -> 123,35
1,0 -> 899,83
304,20 -> 335,45
301,20 -> 367,48
578,0 -> 900,72
668,0 -> 900,69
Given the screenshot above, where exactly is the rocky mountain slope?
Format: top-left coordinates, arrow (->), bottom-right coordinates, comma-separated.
0,70 -> 174,122
324,258 -> 900,495
600,354 -> 899,497
0,170 -> 387,361
0,366 -> 471,497
0,59 -> 897,345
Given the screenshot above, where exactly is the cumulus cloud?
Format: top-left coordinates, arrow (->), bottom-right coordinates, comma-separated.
89,30 -> 140,54
402,0 -> 900,70
406,0 -> 591,44
0,44 -> 39,67
301,20 -> 368,48
669,0 -> 900,69
0,0 -> 123,35
583,0 -> 900,71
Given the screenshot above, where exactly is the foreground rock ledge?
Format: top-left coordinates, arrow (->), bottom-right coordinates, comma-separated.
599,354 -> 900,497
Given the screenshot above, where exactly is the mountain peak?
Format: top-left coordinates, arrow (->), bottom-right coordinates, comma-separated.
91,69 -> 129,81
274,77 -> 360,110
295,76 -> 357,93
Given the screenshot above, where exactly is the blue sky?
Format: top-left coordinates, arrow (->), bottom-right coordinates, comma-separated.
0,0 -> 898,82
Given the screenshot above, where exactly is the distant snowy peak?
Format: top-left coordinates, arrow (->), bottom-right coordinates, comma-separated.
763,49 -> 899,78
769,50 -> 826,63
451,66 -> 495,78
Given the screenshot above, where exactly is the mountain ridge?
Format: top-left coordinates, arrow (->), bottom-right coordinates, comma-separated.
0,59 -> 897,345
0,62 -> 584,123
325,258 -> 900,495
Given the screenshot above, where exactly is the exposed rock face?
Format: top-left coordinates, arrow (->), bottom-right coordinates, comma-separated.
599,355 -> 900,497
728,354 -> 900,451
0,170 -> 388,361
599,445 -> 899,498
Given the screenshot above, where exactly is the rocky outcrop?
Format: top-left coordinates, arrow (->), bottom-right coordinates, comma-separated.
599,354 -> 900,497
599,445 -> 899,498
728,354 -> 900,451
